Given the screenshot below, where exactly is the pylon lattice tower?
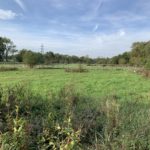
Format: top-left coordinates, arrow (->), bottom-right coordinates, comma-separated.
41,44 -> 44,54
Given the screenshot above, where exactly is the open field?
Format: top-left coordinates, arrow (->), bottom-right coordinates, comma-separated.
0,66 -> 150,99
1,65 -> 150,149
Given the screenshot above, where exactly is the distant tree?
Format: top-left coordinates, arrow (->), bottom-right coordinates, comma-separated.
16,49 -> 28,62
0,37 -> 5,61
23,51 -> 39,68
3,37 -> 16,61
131,42 -> 146,57
0,37 -> 16,61
96,57 -> 109,64
44,51 -> 55,64
84,55 -> 93,65
129,41 -> 150,66
122,52 -> 130,63
118,58 -> 126,64
36,52 -> 44,64
71,55 -> 80,63
111,56 -> 119,64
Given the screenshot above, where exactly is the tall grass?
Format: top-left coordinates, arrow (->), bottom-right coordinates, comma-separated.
0,66 -> 18,72
0,84 -> 150,149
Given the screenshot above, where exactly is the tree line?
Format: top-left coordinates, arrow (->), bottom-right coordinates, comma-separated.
15,49 -> 96,67
1,36 -> 150,68
110,41 -> 150,68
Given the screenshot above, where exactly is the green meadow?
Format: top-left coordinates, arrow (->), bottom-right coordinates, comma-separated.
1,66 -> 150,149
0,67 -> 150,99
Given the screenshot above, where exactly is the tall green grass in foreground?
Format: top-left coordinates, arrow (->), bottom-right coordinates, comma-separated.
1,84 -> 150,149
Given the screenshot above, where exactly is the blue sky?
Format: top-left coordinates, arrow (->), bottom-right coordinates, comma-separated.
0,0 -> 150,57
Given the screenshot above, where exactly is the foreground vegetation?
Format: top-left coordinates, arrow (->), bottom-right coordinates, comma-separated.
1,83 -> 150,149
0,66 -> 150,149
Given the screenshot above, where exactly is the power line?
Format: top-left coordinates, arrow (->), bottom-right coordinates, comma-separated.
41,44 -> 44,54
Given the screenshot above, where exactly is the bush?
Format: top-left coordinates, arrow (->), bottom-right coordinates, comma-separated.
137,68 -> 150,78
0,66 -> 18,72
145,59 -> 150,70
23,51 -> 39,68
65,64 -> 88,73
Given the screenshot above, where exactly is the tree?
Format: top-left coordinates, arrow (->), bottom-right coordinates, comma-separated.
23,51 -> 39,68
118,58 -> 126,64
111,56 -> 119,64
0,37 -> 16,61
16,49 -> 28,62
0,37 -> 5,61
4,38 -> 16,62
44,51 -> 55,64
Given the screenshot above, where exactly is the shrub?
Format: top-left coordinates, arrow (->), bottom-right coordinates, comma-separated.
0,66 -> 18,72
137,68 -> 150,78
145,59 -> 150,70
23,51 -> 39,68
65,64 -> 88,73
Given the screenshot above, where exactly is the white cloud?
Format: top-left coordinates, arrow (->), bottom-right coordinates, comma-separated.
14,0 -> 26,11
0,9 -> 17,20
93,24 -> 99,32
118,29 -> 126,36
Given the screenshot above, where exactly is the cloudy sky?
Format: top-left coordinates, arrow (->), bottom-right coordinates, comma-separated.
0,0 -> 150,57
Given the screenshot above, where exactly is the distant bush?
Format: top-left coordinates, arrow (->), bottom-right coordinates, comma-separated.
37,66 -> 62,70
137,68 -> 150,78
0,66 -> 18,72
65,64 -> 88,73
143,70 -> 150,78
137,57 -> 150,78
145,59 -> 150,70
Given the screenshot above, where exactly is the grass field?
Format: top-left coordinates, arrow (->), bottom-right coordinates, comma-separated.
1,65 -> 150,149
0,66 -> 150,99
